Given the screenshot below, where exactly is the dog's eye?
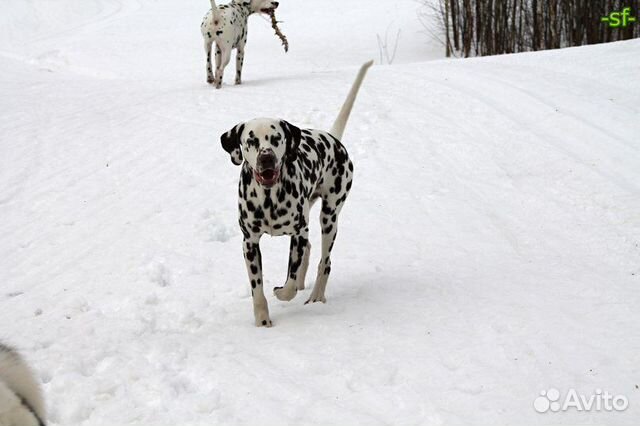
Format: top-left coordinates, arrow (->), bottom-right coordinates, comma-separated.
270,134 -> 281,147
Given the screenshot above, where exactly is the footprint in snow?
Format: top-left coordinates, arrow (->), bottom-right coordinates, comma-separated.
200,209 -> 237,242
147,260 -> 173,287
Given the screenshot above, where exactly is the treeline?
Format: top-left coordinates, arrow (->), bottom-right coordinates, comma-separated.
437,0 -> 640,57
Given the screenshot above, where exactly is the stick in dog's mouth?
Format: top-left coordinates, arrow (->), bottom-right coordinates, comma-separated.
266,9 -> 289,53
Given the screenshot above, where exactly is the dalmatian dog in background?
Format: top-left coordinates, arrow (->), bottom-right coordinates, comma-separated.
0,342 -> 46,426
201,0 -> 280,88
220,61 -> 374,326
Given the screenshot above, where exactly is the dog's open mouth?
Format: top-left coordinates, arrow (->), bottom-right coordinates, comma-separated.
255,168 -> 280,187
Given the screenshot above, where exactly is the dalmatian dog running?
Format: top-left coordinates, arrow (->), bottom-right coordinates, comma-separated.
220,60 -> 374,326
201,0 -> 280,88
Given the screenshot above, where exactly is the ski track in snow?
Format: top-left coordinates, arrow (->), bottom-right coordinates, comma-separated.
1,1 -> 639,425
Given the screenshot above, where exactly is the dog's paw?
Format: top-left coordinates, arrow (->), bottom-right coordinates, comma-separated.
255,317 -> 273,327
304,295 -> 326,305
253,306 -> 272,327
254,312 -> 273,327
207,77 -> 215,84
235,78 -> 242,85
273,286 -> 297,302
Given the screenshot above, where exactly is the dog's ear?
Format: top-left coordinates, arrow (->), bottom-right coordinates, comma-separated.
280,120 -> 301,163
220,123 -> 245,166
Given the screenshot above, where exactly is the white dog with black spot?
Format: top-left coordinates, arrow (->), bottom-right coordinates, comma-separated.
219,61 -> 373,326
201,0 -> 280,88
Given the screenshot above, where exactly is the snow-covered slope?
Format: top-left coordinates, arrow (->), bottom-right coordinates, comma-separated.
1,1 -> 639,425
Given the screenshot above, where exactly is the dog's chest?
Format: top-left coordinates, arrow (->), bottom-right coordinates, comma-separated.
238,168 -> 309,237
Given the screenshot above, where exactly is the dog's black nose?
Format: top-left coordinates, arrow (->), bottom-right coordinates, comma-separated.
272,1 -> 279,7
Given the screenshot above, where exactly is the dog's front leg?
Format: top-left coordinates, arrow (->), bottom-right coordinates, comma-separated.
243,237 -> 272,327
274,234 -> 309,302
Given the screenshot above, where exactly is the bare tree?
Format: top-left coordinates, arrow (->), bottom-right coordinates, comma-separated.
429,0 -> 640,57
377,25 -> 402,64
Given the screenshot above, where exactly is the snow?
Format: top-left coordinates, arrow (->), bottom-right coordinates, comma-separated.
1,0 -> 639,424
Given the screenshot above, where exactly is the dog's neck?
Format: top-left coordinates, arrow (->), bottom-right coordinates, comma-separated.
230,1 -> 255,17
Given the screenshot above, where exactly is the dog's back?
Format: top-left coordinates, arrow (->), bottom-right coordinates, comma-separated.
201,1 -> 248,49
0,343 -> 45,426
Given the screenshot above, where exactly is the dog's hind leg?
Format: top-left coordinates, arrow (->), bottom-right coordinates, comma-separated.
235,45 -> 244,85
214,47 -> 232,89
296,194 -> 317,291
215,44 -> 222,69
296,241 -> 311,290
243,237 -> 272,327
306,200 -> 343,304
274,233 -> 309,301
204,40 -> 214,84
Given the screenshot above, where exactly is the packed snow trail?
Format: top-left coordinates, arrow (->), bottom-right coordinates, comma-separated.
1,1 -> 639,425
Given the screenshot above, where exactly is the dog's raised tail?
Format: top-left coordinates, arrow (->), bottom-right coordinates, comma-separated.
210,0 -> 221,22
329,60 -> 374,140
